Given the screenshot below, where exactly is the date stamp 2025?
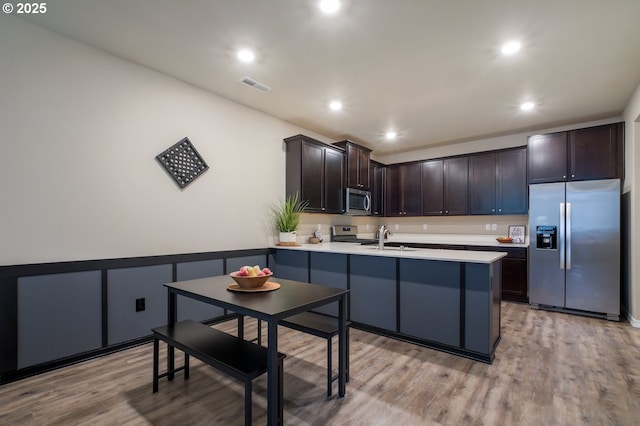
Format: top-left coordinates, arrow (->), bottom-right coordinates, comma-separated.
3,2 -> 47,14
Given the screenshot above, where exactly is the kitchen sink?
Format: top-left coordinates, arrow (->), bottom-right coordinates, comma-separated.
364,246 -> 416,252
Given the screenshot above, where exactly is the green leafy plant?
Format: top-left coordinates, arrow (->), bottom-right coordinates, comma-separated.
271,193 -> 309,232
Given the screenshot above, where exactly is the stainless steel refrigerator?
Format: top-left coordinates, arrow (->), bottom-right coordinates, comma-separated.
529,179 -> 620,320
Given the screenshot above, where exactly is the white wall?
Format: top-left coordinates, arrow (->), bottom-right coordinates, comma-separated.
375,117 -> 622,164
623,82 -> 640,324
0,16 -> 332,265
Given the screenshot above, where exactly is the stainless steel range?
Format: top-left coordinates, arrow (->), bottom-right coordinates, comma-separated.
331,225 -> 378,244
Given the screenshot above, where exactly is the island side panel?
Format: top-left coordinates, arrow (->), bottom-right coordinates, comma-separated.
349,255 -> 397,331
309,252 -> 348,317
464,261 -> 501,357
273,249 -> 309,283
399,259 -> 461,347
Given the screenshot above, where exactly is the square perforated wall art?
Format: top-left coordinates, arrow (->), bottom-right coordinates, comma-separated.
156,137 -> 209,188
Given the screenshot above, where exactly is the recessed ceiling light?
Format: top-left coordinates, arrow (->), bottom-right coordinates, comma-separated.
385,131 -> 397,140
236,49 -> 255,63
520,101 -> 535,111
501,41 -> 521,55
329,100 -> 343,111
319,0 -> 340,14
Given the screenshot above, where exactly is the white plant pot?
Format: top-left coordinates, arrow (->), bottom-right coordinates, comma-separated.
279,231 -> 296,243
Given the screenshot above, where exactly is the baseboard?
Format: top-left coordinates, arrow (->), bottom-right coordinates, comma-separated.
627,312 -> 640,328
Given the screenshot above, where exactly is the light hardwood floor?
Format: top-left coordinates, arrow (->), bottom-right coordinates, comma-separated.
1,302 -> 639,425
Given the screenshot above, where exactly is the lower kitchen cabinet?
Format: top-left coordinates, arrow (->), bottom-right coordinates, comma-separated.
468,245 -> 528,303
309,252 -> 348,317
399,259 -> 461,347
349,255 -> 396,331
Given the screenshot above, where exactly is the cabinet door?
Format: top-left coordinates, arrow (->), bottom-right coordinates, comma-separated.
301,142 -> 325,212
528,132 -> 568,183
403,163 -> 422,216
569,123 -> 622,180
345,144 -> 359,189
371,163 -> 385,216
324,147 -> 344,214
497,147 -> 528,214
358,147 -> 371,190
444,157 -> 469,215
501,258 -> 528,303
421,159 -> 444,215
385,165 -> 403,216
469,153 -> 496,215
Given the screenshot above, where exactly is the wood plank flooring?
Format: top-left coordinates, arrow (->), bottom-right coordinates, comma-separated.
1,302 -> 639,425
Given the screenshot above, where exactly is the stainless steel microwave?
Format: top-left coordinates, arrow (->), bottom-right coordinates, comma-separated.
345,188 -> 371,215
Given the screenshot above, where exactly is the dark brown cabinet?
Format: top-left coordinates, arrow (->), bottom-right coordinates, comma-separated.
466,245 -> 528,303
334,140 -> 371,190
421,159 -> 444,215
421,157 -> 469,216
469,147 -> 527,215
370,161 -> 385,216
443,157 -> 469,215
285,134 -> 344,214
528,122 -> 623,184
385,163 -> 421,216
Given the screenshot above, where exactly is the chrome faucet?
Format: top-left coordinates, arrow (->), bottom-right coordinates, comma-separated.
378,225 -> 391,250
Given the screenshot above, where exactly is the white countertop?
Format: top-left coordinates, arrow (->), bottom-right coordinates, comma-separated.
272,242 -> 507,264
382,233 -> 529,248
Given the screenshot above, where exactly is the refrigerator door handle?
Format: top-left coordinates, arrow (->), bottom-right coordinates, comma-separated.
560,203 -> 565,269
566,202 -> 572,270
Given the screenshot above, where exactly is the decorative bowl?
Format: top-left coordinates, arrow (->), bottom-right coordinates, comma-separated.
230,272 -> 272,289
496,237 -> 513,243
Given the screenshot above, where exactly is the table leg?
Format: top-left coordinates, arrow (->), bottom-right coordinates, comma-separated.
338,295 -> 346,397
167,290 -> 177,380
267,320 -> 282,425
237,314 -> 245,340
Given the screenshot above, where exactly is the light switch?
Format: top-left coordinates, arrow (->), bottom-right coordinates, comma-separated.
485,224 -> 491,231
491,224 -> 497,231
395,224 -> 399,230
423,224 -> 428,231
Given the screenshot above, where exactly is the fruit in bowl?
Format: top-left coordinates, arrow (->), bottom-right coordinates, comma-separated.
496,236 -> 513,243
230,265 -> 273,289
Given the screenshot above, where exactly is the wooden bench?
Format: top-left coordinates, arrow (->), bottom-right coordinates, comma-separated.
152,319 -> 285,426
258,312 -> 350,396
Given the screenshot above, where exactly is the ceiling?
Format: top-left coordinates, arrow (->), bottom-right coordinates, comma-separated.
20,0 -> 640,154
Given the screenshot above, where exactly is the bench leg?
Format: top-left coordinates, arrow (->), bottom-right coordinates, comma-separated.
244,379 -> 252,426
152,338 -> 159,393
346,326 -> 350,383
327,337 -> 332,397
184,353 -> 190,380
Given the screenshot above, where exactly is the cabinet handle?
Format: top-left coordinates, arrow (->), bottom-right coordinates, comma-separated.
440,211 -> 443,214
492,209 -> 495,212
571,174 -> 575,178
445,210 -> 449,214
563,175 -> 566,179
498,208 -> 502,212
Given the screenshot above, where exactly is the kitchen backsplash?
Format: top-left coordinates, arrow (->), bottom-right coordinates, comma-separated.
295,214 -> 528,241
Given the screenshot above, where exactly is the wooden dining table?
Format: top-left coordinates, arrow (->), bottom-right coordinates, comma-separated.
164,275 -> 349,425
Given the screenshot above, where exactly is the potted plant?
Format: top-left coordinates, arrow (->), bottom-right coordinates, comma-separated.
271,193 -> 308,244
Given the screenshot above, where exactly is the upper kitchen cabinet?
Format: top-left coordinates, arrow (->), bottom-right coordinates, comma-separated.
422,157 -> 469,216
385,162 -> 421,216
528,122 -> 624,184
334,140 -> 372,190
443,156 -> 469,215
421,159 -> 444,215
469,147 -> 527,215
285,134 -> 345,214
370,160 -> 385,216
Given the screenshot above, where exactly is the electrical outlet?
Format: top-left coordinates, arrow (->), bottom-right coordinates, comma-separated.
423,224 -> 428,231
136,298 -> 145,312
366,224 -> 369,230
491,224 -> 497,231
485,224 -> 491,231
395,224 -> 399,230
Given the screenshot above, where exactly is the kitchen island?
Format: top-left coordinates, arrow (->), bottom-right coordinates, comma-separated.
270,242 -> 506,363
